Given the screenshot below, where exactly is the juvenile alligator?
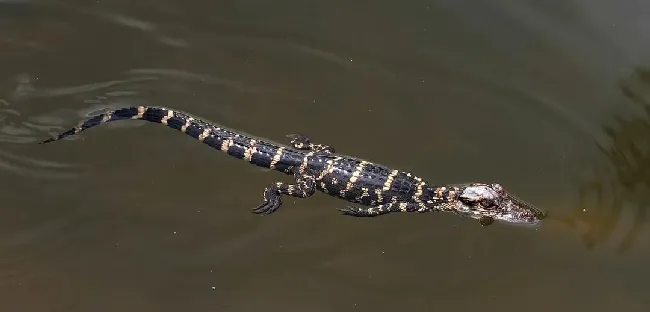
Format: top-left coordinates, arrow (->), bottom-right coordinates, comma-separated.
40,106 -> 546,226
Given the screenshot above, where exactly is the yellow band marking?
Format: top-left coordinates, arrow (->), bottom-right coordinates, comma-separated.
181,117 -> 194,132
244,140 -> 257,162
161,110 -> 174,125
220,138 -> 233,151
134,106 -> 146,119
383,169 -> 400,191
198,128 -> 211,141
269,147 -> 284,169
345,161 -> 368,191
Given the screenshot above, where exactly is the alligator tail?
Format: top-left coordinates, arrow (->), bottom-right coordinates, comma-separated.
40,106 -> 144,144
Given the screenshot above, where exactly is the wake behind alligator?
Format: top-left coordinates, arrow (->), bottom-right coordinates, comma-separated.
40,106 -> 546,226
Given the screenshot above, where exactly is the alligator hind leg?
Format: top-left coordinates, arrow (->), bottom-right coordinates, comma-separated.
252,171 -> 317,214
338,201 -> 420,217
286,134 -> 335,154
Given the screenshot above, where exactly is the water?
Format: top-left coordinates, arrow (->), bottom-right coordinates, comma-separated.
1,1 -> 649,311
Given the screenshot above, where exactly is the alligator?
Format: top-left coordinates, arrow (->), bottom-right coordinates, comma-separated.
40,106 -> 547,227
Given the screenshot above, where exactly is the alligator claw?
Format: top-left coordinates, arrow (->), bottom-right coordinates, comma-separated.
338,206 -> 366,217
251,198 -> 281,214
285,133 -> 306,141
285,133 -> 310,150
251,187 -> 282,214
285,133 -> 335,153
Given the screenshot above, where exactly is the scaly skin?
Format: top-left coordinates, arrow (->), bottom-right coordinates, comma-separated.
40,106 -> 547,226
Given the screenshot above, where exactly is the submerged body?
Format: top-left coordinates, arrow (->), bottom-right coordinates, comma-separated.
40,106 -> 546,226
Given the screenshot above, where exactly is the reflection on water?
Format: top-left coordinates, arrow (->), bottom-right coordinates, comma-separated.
565,68 -> 650,254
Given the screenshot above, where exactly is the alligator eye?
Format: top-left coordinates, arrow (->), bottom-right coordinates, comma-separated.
480,198 -> 494,208
491,183 -> 505,195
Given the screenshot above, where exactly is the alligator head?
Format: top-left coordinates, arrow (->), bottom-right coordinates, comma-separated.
437,183 -> 546,226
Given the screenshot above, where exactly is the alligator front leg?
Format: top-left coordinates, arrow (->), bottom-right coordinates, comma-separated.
286,134 -> 335,154
251,171 -> 317,214
338,201 -> 421,217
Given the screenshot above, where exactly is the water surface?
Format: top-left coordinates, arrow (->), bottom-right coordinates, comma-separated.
1,1 -> 649,311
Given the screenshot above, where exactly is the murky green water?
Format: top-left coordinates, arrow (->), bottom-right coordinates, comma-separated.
1,1 -> 649,311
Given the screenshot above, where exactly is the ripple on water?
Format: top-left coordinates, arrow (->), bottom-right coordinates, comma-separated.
0,74 -> 159,179
0,61 -> 288,180
0,98 -> 84,179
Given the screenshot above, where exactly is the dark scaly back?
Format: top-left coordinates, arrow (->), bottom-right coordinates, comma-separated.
315,154 -> 426,206
40,106 -> 305,174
